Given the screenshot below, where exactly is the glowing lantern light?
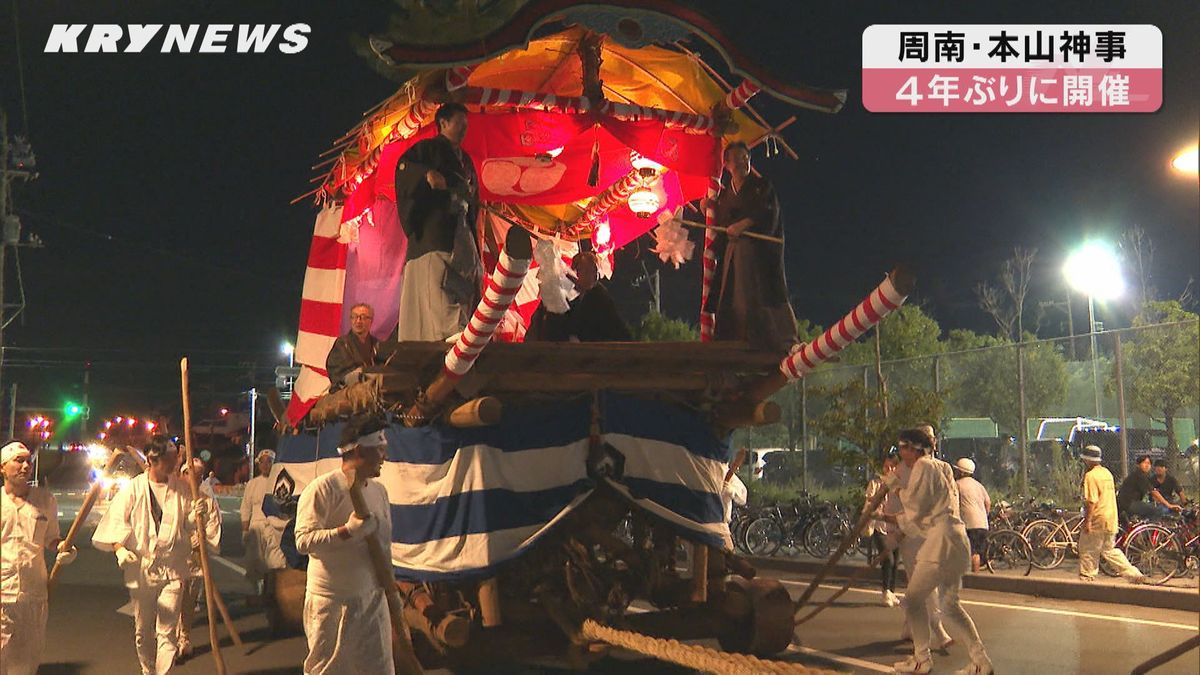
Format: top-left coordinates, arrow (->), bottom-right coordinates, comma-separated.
104,421 -> 113,429
219,408 -> 230,416
114,416 -> 123,423
126,418 -> 136,427
98,432 -> 107,440
630,151 -> 663,179
627,188 -> 661,218
593,220 -> 611,247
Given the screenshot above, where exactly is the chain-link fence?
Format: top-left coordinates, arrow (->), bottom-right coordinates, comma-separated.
737,318 -> 1200,504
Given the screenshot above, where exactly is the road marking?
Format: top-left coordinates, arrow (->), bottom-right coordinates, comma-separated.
778,580 -> 1197,631
210,554 -> 247,576
787,644 -> 892,672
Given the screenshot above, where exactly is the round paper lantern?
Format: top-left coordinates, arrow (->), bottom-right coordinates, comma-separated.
627,188 -> 661,218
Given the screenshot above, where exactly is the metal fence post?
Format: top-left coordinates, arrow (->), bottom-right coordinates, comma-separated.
1114,331 -> 1129,479
1017,342 -> 1029,495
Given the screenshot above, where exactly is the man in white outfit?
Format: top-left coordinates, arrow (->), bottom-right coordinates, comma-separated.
880,429 -> 992,675
92,437 -> 220,675
176,456 -> 222,662
1,441 -> 77,675
241,449 -> 287,592
890,426 -> 951,648
295,417 -> 395,675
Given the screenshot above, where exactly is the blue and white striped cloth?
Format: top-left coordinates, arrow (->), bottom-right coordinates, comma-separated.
274,393 -> 732,582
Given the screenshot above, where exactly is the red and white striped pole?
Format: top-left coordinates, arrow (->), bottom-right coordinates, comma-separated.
404,228 -> 533,426
445,64 -> 476,91
698,175 -> 721,342
444,244 -> 532,378
780,274 -> 908,381
737,269 -> 914,405
724,80 -> 762,111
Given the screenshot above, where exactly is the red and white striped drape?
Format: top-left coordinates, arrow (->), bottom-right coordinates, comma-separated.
285,205 -> 348,425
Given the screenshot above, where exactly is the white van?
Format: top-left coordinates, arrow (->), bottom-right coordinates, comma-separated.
747,448 -> 790,481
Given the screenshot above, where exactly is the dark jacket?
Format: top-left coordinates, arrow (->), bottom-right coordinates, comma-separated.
395,135 -> 479,261
526,285 -> 632,343
394,135 -> 482,306
325,330 -> 378,390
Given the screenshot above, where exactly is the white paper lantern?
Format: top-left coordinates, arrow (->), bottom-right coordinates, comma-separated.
627,188 -> 661,218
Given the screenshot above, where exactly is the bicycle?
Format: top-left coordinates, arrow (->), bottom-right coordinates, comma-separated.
983,529 -> 1034,576
1022,508 -> 1085,570
1104,506 -> 1199,583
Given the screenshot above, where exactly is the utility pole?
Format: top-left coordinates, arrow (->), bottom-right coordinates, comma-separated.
0,107 -> 42,408
634,261 -> 660,314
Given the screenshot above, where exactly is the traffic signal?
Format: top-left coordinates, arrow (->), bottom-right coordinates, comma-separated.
63,402 -> 85,419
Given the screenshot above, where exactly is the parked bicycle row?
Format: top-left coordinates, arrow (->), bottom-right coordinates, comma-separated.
732,492 -> 1198,584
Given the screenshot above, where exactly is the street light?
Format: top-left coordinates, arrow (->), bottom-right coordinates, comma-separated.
1171,145 -> 1198,176
1063,241 -> 1124,418
281,341 -> 295,368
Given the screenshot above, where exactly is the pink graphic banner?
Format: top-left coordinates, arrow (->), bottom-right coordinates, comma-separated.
863,68 -> 1161,113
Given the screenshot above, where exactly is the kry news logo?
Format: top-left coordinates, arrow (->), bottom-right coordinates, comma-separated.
44,24 -> 311,54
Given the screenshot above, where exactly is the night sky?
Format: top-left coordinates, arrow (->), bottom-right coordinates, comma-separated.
1,1 -> 1196,425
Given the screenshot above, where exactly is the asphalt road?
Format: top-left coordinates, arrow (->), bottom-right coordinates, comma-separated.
38,492 -> 1200,674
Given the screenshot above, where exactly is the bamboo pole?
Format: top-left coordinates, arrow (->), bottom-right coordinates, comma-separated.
793,485 -> 888,614
1130,634 -> 1200,674
180,357 -> 227,675
677,219 -> 783,245
47,449 -> 127,592
346,469 -> 425,674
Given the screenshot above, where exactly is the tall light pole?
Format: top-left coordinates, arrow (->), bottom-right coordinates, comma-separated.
1064,241 -> 1124,419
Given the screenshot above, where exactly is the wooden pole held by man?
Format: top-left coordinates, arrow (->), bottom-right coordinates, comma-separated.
47,449 -> 126,591
180,357 -> 229,675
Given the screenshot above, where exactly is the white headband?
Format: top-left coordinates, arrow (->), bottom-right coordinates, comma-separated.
1,442 -> 31,466
338,430 -> 387,455
256,449 -> 276,461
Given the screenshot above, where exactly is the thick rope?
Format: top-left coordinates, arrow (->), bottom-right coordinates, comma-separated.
580,619 -> 836,675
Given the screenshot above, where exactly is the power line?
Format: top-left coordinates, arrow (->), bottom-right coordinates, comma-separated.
9,0 -> 30,134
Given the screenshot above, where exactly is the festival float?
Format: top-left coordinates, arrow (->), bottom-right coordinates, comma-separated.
267,3 -> 913,671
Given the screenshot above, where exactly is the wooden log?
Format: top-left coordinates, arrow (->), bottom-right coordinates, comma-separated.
346,470 -> 425,674
723,552 -> 757,580
712,400 -> 780,429
483,372 -> 712,393
397,581 -> 470,649
447,397 -> 502,427
689,544 -> 708,603
477,577 -> 502,627
379,341 -> 781,374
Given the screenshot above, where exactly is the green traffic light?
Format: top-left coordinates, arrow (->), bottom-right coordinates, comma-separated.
64,402 -> 83,418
